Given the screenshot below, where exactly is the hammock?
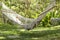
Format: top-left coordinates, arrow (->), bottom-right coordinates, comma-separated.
1,0 -> 56,30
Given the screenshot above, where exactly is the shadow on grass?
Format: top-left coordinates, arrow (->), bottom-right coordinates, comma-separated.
20,29 -> 60,37
0,24 -> 60,40
0,29 -> 60,40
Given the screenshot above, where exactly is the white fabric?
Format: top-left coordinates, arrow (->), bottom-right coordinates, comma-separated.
2,2 -> 34,26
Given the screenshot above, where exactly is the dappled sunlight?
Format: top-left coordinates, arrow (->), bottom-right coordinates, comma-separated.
0,36 -> 6,39
0,25 -> 60,40
31,25 -> 60,31
0,31 -> 18,35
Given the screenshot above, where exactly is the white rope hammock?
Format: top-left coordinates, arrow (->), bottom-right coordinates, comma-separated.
1,0 -> 56,30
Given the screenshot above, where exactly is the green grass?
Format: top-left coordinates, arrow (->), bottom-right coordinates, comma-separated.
0,24 -> 60,40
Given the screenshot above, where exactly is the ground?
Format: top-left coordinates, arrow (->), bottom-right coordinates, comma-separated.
0,24 -> 60,40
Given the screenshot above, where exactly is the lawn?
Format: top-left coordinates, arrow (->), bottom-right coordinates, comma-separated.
0,24 -> 60,40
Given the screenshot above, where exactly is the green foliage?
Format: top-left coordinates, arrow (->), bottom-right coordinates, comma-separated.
0,0 -> 60,27
0,0 -> 60,40
0,5 -> 2,10
0,23 -> 60,40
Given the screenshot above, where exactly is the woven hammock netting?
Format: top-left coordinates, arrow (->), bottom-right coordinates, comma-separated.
0,0 -> 56,30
